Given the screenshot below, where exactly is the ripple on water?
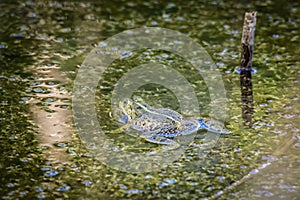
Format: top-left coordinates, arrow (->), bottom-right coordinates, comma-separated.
221,164 -> 229,168
157,178 -> 178,188
274,129 -> 287,135
83,180 -> 92,187
33,88 -> 44,93
56,185 -> 71,192
46,81 -> 57,85
19,191 -> 28,197
37,194 -> 46,199
45,171 -> 59,177
261,155 -> 278,162
283,114 -> 295,119
41,167 -> 52,171
55,142 -> 68,147
11,33 -> 24,38
35,187 -> 43,193
44,98 -> 54,103
234,147 -> 242,152
7,183 -> 15,188
21,97 -> 30,101
217,176 -> 226,181
124,189 -> 143,194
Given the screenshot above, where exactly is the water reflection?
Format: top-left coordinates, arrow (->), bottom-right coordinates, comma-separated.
1,0 -> 300,199
240,69 -> 254,124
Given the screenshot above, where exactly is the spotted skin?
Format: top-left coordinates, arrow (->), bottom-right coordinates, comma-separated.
113,96 -> 231,149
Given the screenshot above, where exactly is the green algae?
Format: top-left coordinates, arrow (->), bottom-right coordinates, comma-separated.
1,0 -> 300,199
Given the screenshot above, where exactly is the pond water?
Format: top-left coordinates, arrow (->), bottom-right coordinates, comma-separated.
1,0 -> 299,199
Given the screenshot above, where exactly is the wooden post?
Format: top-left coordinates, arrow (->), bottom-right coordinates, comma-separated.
240,12 -> 256,125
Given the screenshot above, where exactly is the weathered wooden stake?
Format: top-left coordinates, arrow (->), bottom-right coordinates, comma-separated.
240,12 -> 256,125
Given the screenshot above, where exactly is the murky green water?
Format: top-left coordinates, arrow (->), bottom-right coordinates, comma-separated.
1,0 -> 300,199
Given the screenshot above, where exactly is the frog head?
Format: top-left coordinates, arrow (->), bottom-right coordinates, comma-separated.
117,97 -> 144,124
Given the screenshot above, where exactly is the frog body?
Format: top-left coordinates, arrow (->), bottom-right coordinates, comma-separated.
113,96 -> 231,149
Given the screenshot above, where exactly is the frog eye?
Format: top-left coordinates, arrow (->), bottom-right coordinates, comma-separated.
136,106 -> 142,110
119,115 -> 129,124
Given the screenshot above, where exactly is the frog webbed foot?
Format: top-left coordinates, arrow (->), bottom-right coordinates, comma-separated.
197,118 -> 231,134
140,132 -> 180,150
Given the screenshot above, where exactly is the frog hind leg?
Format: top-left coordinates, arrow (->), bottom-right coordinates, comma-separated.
140,132 -> 180,150
111,124 -> 131,134
197,118 -> 231,134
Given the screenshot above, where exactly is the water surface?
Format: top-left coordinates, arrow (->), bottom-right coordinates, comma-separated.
1,0 -> 299,199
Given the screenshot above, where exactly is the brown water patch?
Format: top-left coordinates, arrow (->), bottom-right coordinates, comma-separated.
28,64 -> 74,164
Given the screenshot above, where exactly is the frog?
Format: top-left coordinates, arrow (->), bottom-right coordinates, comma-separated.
112,96 -> 231,150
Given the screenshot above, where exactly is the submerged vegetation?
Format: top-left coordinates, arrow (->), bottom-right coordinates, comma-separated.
0,0 -> 299,199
